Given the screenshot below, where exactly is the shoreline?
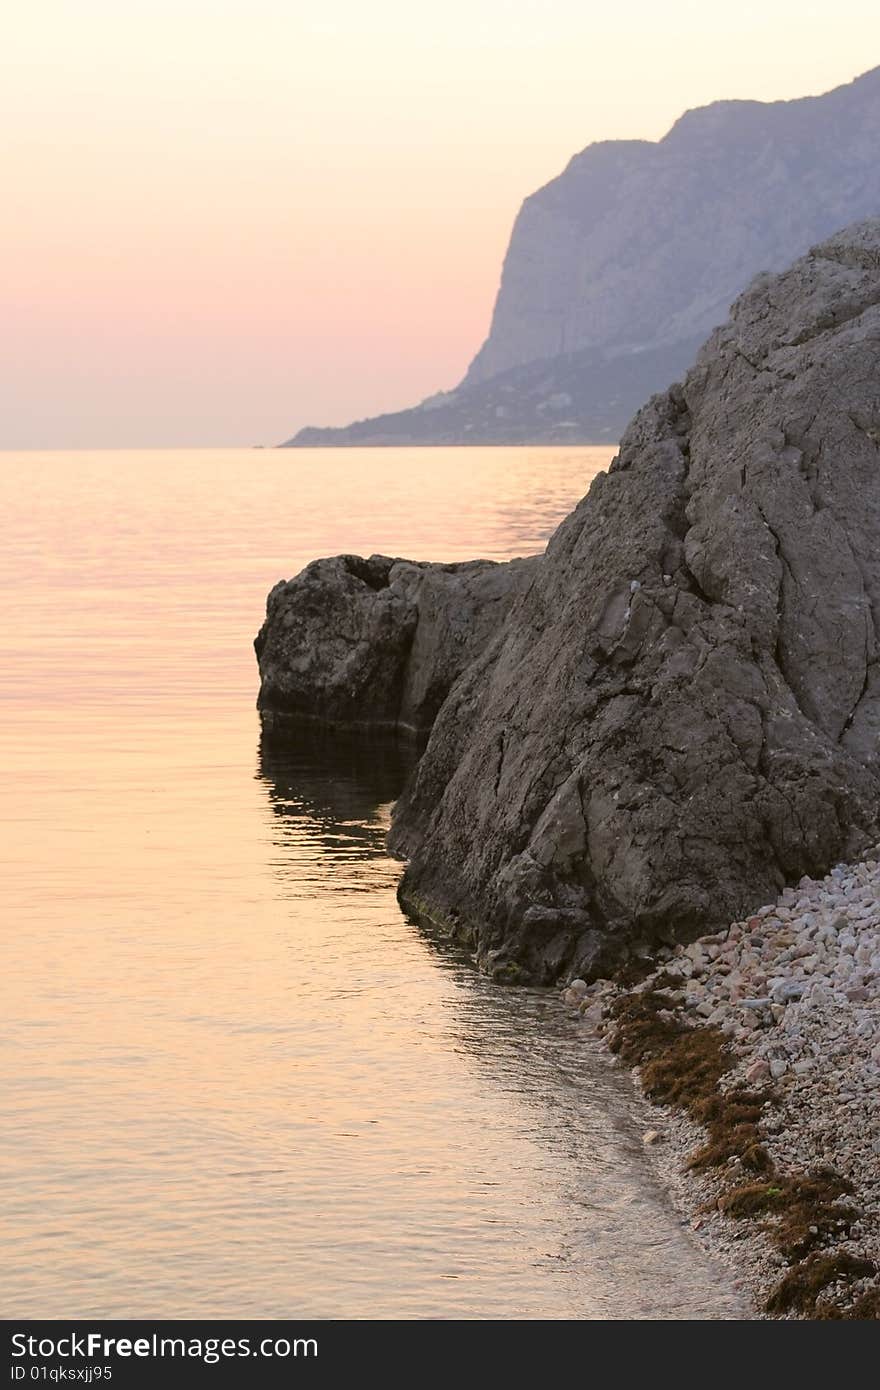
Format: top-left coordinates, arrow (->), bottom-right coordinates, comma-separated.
563,854 -> 880,1319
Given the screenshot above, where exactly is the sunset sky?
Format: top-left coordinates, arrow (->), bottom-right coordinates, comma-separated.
3,2 -> 879,447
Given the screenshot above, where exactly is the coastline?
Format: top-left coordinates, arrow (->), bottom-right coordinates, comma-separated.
564,855 -> 880,1318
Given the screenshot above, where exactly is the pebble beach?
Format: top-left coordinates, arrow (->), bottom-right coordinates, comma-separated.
564,853 -> 880,1318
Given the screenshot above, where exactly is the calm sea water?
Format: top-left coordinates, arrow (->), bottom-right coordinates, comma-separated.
0,447 -> 744,1319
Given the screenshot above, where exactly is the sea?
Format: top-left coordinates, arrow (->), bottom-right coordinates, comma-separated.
0,446 -> 744,1318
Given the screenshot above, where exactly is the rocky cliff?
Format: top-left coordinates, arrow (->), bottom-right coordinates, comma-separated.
283,67 -> 880,448
259,220 -> 880,984
466,67 -> 880,386
388,220 -> 880,981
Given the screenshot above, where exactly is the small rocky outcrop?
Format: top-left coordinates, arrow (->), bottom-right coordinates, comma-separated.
388,220 -> 880,981
255,552 -> 536,734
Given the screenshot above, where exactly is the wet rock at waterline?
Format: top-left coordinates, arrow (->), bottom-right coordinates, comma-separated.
258,220 -> 880,983
255,551 -> 536,733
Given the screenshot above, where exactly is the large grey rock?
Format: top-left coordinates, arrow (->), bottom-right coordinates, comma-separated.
284,67 -> 880,448
388,220 -> 880,983
255,552 -> 536,733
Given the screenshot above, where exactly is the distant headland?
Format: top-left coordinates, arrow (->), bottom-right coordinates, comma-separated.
282,66 -> 880,448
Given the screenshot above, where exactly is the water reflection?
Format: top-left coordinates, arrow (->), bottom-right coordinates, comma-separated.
257,722 -> 595,1084
252,721 -> 747,1320
1,446 -> 744,1319
257,719 -> 477,973
258,720 -> 420,840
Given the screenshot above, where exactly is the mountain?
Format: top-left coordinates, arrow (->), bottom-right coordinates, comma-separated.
283,66 -> 880,448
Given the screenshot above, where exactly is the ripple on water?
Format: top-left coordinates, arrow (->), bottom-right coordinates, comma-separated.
0,448 -> 744,1318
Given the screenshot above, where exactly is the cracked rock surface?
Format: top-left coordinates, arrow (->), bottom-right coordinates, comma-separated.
255,552 -> 536,733
389,220 -> 880,983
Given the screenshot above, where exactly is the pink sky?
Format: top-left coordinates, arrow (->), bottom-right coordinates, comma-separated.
3,2 -> 879,447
